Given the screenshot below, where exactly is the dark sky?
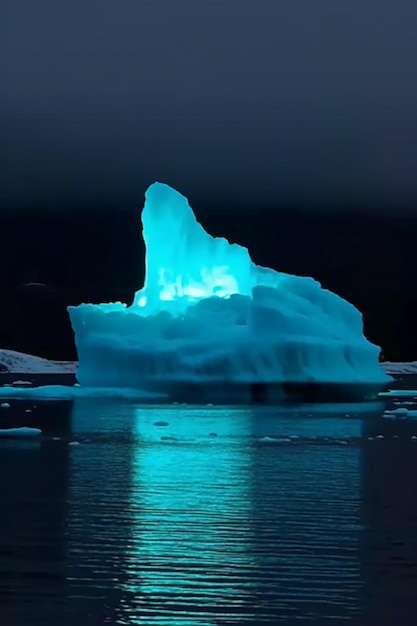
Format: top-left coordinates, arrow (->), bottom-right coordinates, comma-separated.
2,0 -> 417,212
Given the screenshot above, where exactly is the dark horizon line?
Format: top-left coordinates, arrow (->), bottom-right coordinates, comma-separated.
1,200 -> 417,216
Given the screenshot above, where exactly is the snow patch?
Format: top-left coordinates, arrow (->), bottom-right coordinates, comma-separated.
0,349 -> 76,374
382,361 -> 417,374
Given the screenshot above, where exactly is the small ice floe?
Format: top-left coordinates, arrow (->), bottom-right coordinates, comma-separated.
384,408 -> 417,419
68,441 -> 81,446
391,408 -> 408,416
384,408 -> 408,418
259,436 -> 291,443
0,386 -> 165,400
0,427 -> 41,438
380,390 -> 417,397
1,402 -> 10,408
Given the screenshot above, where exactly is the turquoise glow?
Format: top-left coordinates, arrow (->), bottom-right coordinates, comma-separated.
120,407 -> 254,622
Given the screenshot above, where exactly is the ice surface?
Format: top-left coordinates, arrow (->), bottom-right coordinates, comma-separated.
68,182 -> 391,395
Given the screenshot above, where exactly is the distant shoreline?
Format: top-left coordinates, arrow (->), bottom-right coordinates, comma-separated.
0,348 -> 415,377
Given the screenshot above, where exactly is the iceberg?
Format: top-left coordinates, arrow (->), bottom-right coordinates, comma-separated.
68,182 -> 391,401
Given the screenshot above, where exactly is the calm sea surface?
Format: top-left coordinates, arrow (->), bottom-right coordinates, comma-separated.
1,375 -> 417,625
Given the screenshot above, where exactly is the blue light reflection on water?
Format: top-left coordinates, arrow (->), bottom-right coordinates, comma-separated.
120,406 -> 364,624
67,399 -> 374,625
1,389 -> 417,625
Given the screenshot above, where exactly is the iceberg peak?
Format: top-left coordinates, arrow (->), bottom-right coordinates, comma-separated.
135,182 -> 253,311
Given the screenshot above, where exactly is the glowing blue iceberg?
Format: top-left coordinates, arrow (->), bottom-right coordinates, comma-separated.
68,182 -> 390,400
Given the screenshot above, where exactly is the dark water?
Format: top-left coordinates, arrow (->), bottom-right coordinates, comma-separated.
1,377 -> 417,625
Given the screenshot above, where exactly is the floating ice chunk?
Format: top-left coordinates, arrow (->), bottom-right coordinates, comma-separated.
0,385 -> 166,400
388,408 -> 409,416
1,402 -> 10,408
379,390 -> 417,397
384,408 -> 417,418
0,427 -> 42,438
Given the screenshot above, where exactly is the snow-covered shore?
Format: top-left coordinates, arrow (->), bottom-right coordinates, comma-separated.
0,348 -> 415,377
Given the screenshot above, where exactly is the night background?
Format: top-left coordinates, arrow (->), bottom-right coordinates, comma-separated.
1,0 -> 417,361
